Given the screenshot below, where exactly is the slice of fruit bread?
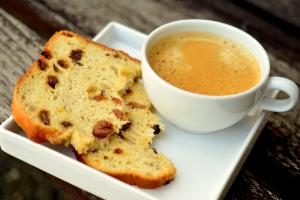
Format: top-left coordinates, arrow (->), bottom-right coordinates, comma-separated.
12,31 -> 141,154
77,82 -> 176,188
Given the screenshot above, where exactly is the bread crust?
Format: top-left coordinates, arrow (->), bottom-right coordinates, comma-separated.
12,58 -> 58,143
12,30 -> 140,145
75,152 -> 175,189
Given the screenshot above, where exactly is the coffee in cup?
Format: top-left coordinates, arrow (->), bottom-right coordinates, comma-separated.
148,32 -> 261,96
142,20 -> 299,133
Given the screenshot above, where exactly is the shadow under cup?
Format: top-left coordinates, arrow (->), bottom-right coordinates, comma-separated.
141,19 -> 297,133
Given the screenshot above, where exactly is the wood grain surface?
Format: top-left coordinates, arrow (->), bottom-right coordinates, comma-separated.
245,0 -> 300,29
0,0 -> 299,199
0,7 -> 43,123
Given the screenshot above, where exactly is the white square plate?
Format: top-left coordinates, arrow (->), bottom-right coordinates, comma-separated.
0,22 -> 274,200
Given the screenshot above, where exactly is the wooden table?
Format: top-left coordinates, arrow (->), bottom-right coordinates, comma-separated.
0,0 -> 299,199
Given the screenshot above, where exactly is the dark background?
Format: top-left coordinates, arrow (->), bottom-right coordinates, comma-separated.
0,0 -> 299,199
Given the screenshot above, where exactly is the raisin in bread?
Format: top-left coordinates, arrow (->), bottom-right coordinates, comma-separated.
12,31 -> 141,154
76,82 -> 176,189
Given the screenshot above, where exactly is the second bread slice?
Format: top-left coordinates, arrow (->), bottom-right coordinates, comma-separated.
76,82 -> 176,188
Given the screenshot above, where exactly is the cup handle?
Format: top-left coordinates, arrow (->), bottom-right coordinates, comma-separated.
260,76 -> 299,112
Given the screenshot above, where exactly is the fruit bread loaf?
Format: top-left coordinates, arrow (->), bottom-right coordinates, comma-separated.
12,31 -> 141,154
76,82 -> 176,189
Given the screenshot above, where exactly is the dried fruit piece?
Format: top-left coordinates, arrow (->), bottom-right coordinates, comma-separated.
93,120 -> 113,138
38,59 -> 48,70
39,110 -> 50,125
70,49 -> 83,62
152,125 -> 161,135
93,94 -> 108,101
120,122 -> 131,131
41,50 -> 52,59
112,97 -> 123,105
57,60 -> 69,68
127,101 -> 146,109
61,121 -> 72,128
126,89 -> 132,94
114,148 -> 123,154
112,109 -> 127,121
47,75 -> 58,89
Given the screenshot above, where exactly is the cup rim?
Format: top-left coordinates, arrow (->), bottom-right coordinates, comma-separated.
141,19 -> 270,99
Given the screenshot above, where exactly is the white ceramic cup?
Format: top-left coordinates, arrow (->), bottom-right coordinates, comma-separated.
141,19 -> 299,133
